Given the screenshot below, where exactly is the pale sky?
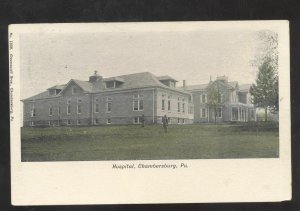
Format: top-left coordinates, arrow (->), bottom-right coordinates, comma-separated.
20,29 -> 264,100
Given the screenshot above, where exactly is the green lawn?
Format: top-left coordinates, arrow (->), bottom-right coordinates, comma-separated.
21,124 -> 279,161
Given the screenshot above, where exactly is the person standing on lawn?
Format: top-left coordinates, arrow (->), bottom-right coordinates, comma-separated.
141,114 -> 145,128
162,115 -> 168,133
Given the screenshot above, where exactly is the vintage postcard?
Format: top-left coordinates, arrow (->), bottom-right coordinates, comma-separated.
9,21 -> 291,205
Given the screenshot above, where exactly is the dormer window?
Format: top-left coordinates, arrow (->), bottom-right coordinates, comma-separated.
104,77 -> 124,89
48,89 -> 60,96
47,85 -> 64,96
106,81 -> 116,89
157,76 -> 178,87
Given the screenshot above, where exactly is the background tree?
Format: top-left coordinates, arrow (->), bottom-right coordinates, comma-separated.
251,30 -> 278,72
207,82 -> 221,124
250,59 -> 278,121
250,30 -> 279,121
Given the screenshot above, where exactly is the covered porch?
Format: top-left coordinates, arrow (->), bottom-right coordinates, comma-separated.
230,104 -> 256,122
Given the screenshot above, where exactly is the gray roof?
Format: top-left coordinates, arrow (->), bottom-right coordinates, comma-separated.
22,72 -> 189,101
47,84 -> 66,90
72,79 -> 94,92
239,84 -> 251,92
182,84 -> 208,91
181,80 -> 240,91
22,91 -> 60,101
103,76 -> 125,82
157,75 -> 178,82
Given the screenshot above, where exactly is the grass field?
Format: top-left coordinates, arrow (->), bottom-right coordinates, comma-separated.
21,124 -> 279,161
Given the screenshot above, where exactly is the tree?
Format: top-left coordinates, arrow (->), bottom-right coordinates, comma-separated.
207,82 -> 222,124
251,30 -> 278,72
250,59 -> 278,121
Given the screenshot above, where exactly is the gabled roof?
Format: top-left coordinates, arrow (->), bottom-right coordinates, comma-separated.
215,80 -> 235,90
72,79 -> 94,92
22,72 -> 190,101
157,75 -> 178,82
181,80 -> 239,92
22,91 -> 59,101
182,84 -> 208,91
239,84 -> 251,92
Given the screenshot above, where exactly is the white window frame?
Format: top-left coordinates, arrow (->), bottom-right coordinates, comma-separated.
77,119 -> 81,125
94,118 -> 99,124
67,105 -> 71,115
133,94 -> 144,111
30,104 -> 36,117
217,107 -> 223,118
30,121 -> 35,126
162,99 -> 165,111
67,119 -> 71,125
201,94 -> 207,103
49,121 -> 51,126
177,102 -> 181,113
106,118 -> 111,124
77,104 -> 81,114
182,103 -> 185,113
201,108 -> 207,118
168,100 -> 171,111
133,117 -> 140,124
49,105 -> 53,116
106,102 -> 112,113
94,103 -> 99,113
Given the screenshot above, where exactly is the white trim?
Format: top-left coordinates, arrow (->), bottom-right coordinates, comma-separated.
162,99 -> 165,111
177,102 -> 181,113
106,102 -> 112,113
30,104 -> 36,117
77,119 -> 81,125
94,103 -> 99,113
133,94 -> 144,111
133,117 -> 140,124
200,108 -> 207,118
67,104 -> 71,115
217,107 -> 223,118
77,104 -> 81,114
106,118 -> 111,124
200,94 -> 207,103
49,105 -> 53,116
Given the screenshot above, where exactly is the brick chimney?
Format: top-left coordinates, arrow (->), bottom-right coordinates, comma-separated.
183,80 -> 186,89
89,70 -> 103,83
